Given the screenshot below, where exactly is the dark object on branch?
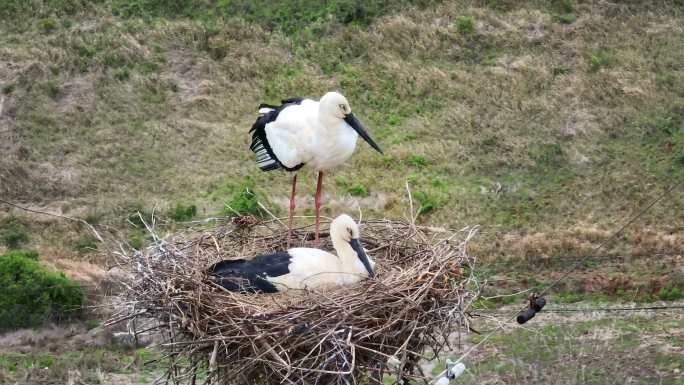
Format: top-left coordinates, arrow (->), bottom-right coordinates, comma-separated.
517,294 -> 546,324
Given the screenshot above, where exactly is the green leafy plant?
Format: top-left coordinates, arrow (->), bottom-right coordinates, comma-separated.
657,284 -> 683,301
0,217 -> 29,249
2,83 -> 14,94
126,203 -> 154,228
455,15 -> 474,34
413,191 -> 438,215
588,50 -> 615,73
554,13 -> 576,24
408,155 -> 429,167
74,236 -> 98,253
1,249 -> 38,260
128,232 -> 145,250
347,184 -> 369,197
37,18 -> 57,32
114,67 -> 130,81
170,202 -> 197,221
46,80 -> 60,99
224,187 -> 261,216
0,250 -> 84,330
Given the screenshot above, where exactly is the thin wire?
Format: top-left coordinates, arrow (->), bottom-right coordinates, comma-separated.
439,175 -> 684,377
477,304 -> 684,314
537,175 -> 684,297
545,305 -> 684,313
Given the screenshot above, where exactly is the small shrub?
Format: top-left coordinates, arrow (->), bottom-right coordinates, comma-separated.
46,80 -> 60,99
84,210 -> 104,225
2,83 -> 14,94
0,217 -> 29,249
348,184 -> 369,197
38,18 -> 58,33
554,13 -> 576,24
413,191 -> 437,215
657,284 -> 683,301
74,236 -> 98,254
128,232 -> 144,250
170,202 -> 197,222
387,113 -> 401,126
224,188 -> 261,216
560,0 -> 574,13
126,204 -> 154,228
85,319 -> 99,330
142,86 -> 165,104
588,51 -> 614,73
552,66 -> 571,76
77,44 -> 96,58
334,175 -> 350,188
455,16 -> 475,34
531,143 -> 565,169
1,250 -> 38,260
408,155 -> 429,167
430,176 -> 446,189
0,250 -> 84,330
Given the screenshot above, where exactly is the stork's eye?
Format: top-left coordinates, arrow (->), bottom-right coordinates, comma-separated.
339,104 -> 346,112
348,228 -> 353,237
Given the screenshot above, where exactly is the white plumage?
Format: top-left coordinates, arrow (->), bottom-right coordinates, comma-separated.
207,214 -> 375,293
249,92 -> 383,245
258,95 -> 374,171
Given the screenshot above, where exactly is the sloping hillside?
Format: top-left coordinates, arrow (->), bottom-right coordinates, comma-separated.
2,0 -> 682,227
1,1 -> 683,384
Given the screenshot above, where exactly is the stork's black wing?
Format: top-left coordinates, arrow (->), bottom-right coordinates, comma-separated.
249,98 -> 306,172
207,252 -> 292,293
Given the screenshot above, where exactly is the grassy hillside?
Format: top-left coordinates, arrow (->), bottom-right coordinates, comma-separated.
1,1 -> 684,384
2,0 -> 683,229
0,0 -> 683,288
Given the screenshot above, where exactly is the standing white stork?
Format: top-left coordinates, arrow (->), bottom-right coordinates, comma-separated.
207,214 -> 375,293
249,92 -> 383,246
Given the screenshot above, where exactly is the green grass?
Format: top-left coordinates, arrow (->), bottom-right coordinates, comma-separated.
169,202 -> 198,221
455,15 -> 475,33
588,50 -> 615,73
0,0 -> 681,290
348,184 -> 370,197
2,83 -> 14,94
0,347 -> 164,385
0,3 -> 683,384
74,235 -> 99,253
452,315 -> 684,384
553,13 -> 576,24
2,1 -> 681,236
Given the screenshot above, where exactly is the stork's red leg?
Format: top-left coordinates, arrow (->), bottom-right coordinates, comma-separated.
287,173 -> 297,248
314,171 -> 324,246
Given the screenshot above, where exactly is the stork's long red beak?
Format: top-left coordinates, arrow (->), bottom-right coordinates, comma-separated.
344,113 -> 383,154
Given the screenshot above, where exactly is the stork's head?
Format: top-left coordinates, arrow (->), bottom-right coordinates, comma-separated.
330,214 -> 375,278
320,92 -> 383,154
320,91 -> 351,119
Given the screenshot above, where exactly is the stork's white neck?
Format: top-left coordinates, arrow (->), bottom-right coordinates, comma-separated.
331,235 -> 355,266
317,104 -> 340,129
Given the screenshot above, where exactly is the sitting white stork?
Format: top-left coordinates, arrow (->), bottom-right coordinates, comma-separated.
207,214 -> 375,293
249,92 -> 383,246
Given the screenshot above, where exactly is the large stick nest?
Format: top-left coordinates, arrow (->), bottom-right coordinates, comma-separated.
110,216 -> 479,385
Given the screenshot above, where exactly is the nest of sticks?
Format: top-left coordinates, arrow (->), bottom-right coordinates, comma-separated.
110,215 -> 478,385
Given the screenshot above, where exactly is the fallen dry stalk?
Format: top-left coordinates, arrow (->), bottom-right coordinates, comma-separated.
110,216 -> 479,385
